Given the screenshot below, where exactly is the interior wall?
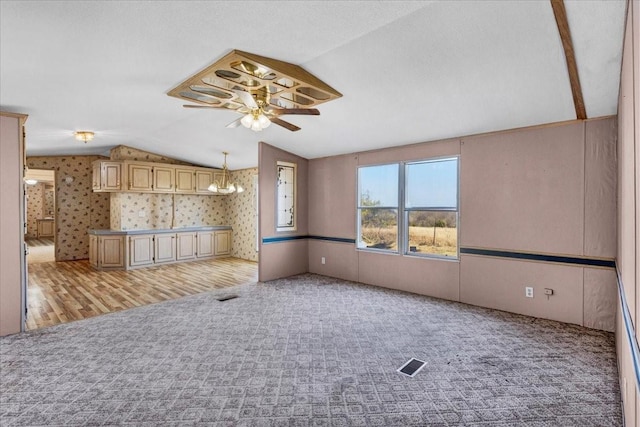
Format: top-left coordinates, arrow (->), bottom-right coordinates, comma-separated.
27,156 -> 110,261
616,1 -> 639,424
259,142 -> 309,281
306,118 -> 617,332
0,113 -> 26,337
225,168 -> 259,262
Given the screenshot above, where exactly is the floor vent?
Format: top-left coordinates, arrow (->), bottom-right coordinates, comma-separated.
216,294 -> 238,302
397,358 -> 426,377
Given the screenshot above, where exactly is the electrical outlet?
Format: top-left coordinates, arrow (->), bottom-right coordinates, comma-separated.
138,210 -> 146,218
321,257 -> 326,265
525,287 -> 534,298
544,288 -> 553,296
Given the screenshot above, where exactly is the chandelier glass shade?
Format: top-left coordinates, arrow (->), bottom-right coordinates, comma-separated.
241,109 -> 271,132
208,152 -> 244,194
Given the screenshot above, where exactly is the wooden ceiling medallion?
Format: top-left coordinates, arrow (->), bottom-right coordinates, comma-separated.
168,50 -> 342,113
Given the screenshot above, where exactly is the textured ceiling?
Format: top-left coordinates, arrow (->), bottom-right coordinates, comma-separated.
0,1 -> 627,170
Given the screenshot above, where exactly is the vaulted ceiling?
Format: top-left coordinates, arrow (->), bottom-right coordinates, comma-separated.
0,1 -> 627,170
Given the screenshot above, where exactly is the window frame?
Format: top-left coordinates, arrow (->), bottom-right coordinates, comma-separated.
403,156 -> 459,260
276,161 -> 296,232
356,162 -> 400,253
356,155 -> 460,260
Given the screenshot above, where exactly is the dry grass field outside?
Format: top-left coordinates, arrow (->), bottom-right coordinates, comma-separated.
361,226 -> 457,256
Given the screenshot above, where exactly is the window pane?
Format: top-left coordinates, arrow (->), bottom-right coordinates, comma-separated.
358,164 -> 398,207
407,211 -> 457,257
359,208 -> 398,250
406,159 -> 457,208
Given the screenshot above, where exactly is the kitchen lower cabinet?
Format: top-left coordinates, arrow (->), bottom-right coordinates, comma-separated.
88,235 -> 125,270
155,233 -> 176,263
196,231 -> 215,258
89,228 -> 231,270
176,232 -> 197,260
129,235 -> 154,267
214,230 -> 231,256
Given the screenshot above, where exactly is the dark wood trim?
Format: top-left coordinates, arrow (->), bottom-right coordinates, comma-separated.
550,0 -> 587,120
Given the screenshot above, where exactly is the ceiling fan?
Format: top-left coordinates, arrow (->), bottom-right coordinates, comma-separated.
168,50 -> 342,133
184,89 -> 319,132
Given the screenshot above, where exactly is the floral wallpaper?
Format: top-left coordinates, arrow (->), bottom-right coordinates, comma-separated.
27,156 -> 111,261
225,168 -> 259,262
25,183 -> 45,238
44,185 -> 54,216
110,145 -> 192,165
112,193 -> 227,230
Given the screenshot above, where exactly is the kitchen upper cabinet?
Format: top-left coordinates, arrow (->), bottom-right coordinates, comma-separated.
176,232 -> 197,260
91,161 -> 221,195
214,230 -> 231,256
196,231 -> 215,258
128,163 -> 153,192
129,235 -> 154,267
93,161 -> 122,191
175,168 -> 195,193
195,169 -> 214,193
155,233 -> 176,264
153,166 -> 174,192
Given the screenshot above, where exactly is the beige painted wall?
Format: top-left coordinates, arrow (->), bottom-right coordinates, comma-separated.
616,1 -> 639,425
27,156 -> 111,261
0,113 -> 26,336
303,118 -> 617,333
259,142 -> 309,281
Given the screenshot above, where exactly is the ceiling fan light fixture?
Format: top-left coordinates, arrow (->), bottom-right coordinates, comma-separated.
74,131 -> 95,143
258,114 -> 271,128
240,113 -> 254,128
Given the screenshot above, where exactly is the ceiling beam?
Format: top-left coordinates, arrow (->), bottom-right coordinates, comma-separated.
550,0 -> 587,120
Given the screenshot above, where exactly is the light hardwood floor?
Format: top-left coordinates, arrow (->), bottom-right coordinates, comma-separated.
26,258 -> 258,330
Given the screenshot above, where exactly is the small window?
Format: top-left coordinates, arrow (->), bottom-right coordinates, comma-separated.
276,161 -> 296,231
357,164 -> 399,251
405,158 -> 458,258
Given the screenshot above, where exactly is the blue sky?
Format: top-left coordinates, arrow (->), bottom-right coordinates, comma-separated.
359,158 -> 458,208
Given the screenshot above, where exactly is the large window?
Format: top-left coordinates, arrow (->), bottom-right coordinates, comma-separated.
405,158 -> 458,257
357,157 -> 459,259
357,164 -> 399,250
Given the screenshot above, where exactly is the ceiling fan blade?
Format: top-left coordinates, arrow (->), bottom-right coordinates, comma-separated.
226,117 -> 243,129
271,117 -> 301,132
270,108 -> 320,116
233,89 -> 258,109
183,104 -> 221,109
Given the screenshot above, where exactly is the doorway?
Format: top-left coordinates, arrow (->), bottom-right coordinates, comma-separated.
24,169 -> 55,264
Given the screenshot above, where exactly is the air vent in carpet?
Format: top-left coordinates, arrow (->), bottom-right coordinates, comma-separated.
216,294 -> 238,301
397,358 -> 426,377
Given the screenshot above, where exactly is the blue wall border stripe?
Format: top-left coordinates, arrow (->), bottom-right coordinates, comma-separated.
262,235 -> 356,244
616,264 -> 640,394
460,247 -> 615,269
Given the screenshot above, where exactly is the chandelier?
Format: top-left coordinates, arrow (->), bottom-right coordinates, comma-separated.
208,152 -> 244,194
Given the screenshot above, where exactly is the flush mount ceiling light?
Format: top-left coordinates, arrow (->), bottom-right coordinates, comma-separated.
208,152 -> 244,194
168,50 -> 342,132
74,131 -> 94,143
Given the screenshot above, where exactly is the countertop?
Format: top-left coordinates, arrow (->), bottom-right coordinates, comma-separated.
88,225 -> 231,236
